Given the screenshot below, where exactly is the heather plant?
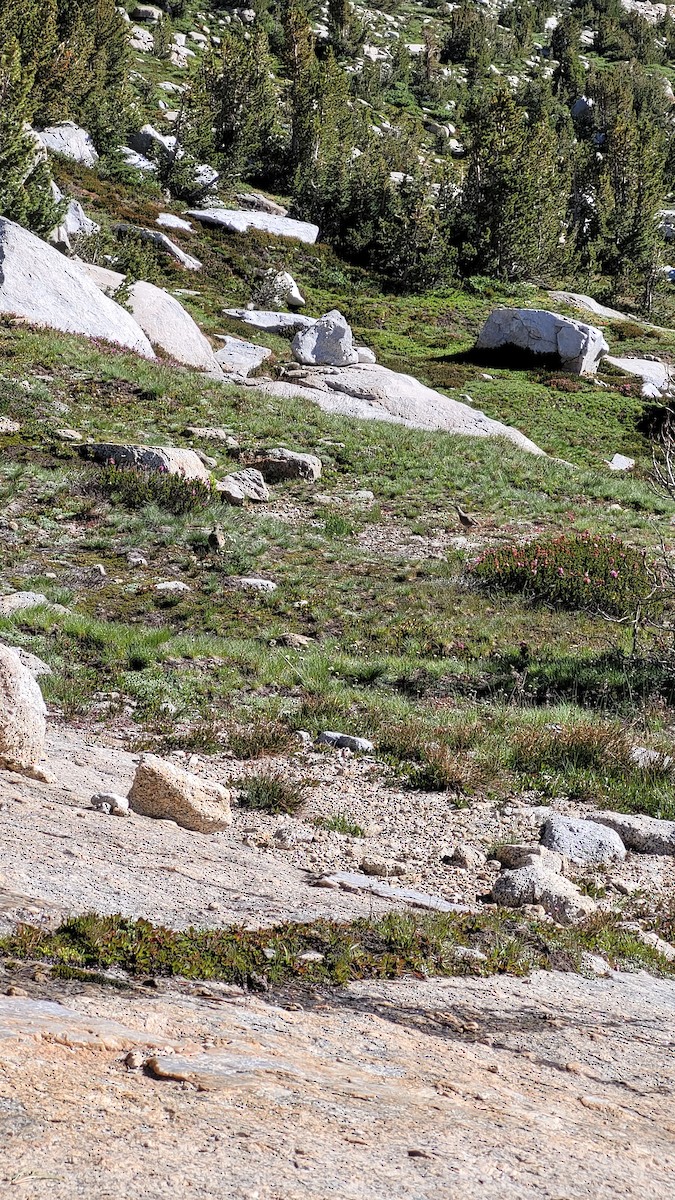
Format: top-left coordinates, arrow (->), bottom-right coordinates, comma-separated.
469,532 -> 654,617
90,465 -> 215,516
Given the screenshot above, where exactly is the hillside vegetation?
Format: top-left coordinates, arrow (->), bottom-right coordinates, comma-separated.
0,0 -> 675,960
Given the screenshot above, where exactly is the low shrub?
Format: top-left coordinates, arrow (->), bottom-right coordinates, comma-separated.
314,812 -> 365,836
227,718 -> 294,759
509,720 -> 631,774
469,532 -> 653,617
542,373 -> 583,393
91,465 -> 215,515
238,771 -> 305,815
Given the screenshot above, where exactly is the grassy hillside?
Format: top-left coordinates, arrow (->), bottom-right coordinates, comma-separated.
1,305 -> 675,823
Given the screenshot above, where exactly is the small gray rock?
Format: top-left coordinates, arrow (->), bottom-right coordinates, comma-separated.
318,731 -> 374,753
91,791 -> 130,816
217,468 -> 269,504
491,865 -> 596,925
225,577 -> 277,593
541,815 -> 626,866
253,447 -> 322,484
493,843 -> 563,873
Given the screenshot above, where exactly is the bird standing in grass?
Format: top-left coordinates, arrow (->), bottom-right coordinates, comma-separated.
208,524 -> 226,551
455,503 -> 478,529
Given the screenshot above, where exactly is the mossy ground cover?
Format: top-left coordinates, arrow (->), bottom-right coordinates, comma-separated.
2,909 -> 673,990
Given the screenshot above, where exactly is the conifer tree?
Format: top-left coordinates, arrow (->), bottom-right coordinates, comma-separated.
459,83 -> 567,281
0,38 -> 63,235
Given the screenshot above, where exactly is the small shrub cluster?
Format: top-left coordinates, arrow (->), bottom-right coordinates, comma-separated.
469,532 -> 653,617
2,910 -> 672,990
542,373 -> 583,393
238,771 -> 305,815
92,465 -> 215,515
314,812 -> 365,836
509,721 -> 631,773
227,718 -> 294,760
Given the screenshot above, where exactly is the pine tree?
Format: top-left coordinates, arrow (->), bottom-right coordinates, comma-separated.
282,0 -> 318,177
459,83 -> 567,281
0,38 -> 63,235
551,15 -> 585,105
212,29 -> 279,181
592,66 -> 666,311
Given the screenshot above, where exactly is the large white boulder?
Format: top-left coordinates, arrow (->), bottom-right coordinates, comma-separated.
187,208 -> 319,244
0,219 -> 154,358
292,310 -> 359,366
0,645 -> 47,775
79,443 -> 212,483
255,362 -> 543,453
476,308 -> 608,374
36,122 -> 99,167
81,264 -> 222,375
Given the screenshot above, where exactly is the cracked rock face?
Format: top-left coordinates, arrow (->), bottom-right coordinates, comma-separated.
0,645 -> 47,774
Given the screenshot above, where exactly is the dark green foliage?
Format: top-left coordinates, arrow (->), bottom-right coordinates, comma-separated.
2,910 -> 672,988
470,533 -> 654,617
90,465 -> 215,515
238,771 -> 306,815
0,38 -> 63,234
0,0 -> 130,153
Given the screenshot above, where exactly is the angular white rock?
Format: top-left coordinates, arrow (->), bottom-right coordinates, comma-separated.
253,447 -> 322,483
476,308 -> 608,374
318,731 -> 374,752
0,645 -> 47,774
157,213 -> 193,232
187,208 -> 319,244
604,356 -> 671,395
292,310 -> 359,367
0,219 -> 154,358
36,122 -> 99,167
217,469 -> 269,503
607,453 -> 635,471
214,336 -> 271,376
224,309 -> 316,333
271,271 -> 305,308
